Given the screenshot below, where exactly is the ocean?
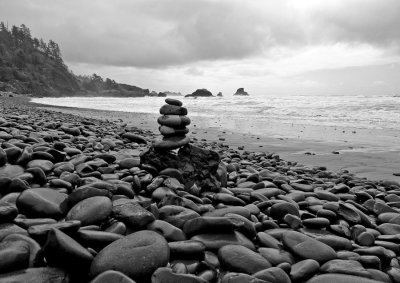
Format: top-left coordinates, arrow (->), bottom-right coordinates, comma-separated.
31,94 -> 400,150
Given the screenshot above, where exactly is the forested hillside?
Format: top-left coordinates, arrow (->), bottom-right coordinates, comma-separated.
0,22 -> 149,97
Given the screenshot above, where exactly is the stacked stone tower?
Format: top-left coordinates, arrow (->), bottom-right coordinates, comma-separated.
153,98 -> 190,150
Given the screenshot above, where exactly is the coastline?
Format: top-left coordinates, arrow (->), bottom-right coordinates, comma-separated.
27,97 -> 400,182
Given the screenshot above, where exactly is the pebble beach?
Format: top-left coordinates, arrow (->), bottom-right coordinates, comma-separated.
1,96 -> 400,282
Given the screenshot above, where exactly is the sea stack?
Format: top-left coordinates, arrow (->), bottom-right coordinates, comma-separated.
233,88 -> 249,96
153,98 -> 190,150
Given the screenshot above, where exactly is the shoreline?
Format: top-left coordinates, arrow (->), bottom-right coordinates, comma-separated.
27,97 -> 400,182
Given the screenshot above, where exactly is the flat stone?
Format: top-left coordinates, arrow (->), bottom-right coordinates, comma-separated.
152,267 -> 208,283
153,136 -> 190,151
91,270 -> 136,283
221,273 -> 269,283
159,205 -> 200,228
159,104 -> 188,115
0,240 -> 30,273
16,188 -> 68,219
76,229 -> 123,251
147,220 -> 186,242
90,230 -> 169,282
0,164 -> 24,178
66,196 -> 112,226
0,267 -> 70,283
191,231 -> 255,251
218,245 -> 271,274
3,233 -> 43,267
290,259 -> 320,281
26,159 -> 54,173
121,133 -> 146,144
270,202 -> 300,221
118,157 -> 140,169
0,201 -> 18,222
282,231 -> 337,262
165,98 -> 183,106
252,267 -> 291,283
168,240 -> 205,260
27,220 -> 81,245
112,199 -> 155,229
377,223 -> 400,235
258,248 -> 295,266
159,125 -> 189,137
315,235 -> 353,250
320,259 -> 370,278
157,115 -> 191,128
43,228 -> 93,273
183,216 -> 244,236
305,273 -> 383,283
0,223 -> 28,241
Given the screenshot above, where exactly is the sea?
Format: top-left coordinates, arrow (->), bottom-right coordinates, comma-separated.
31,94 -> 400,150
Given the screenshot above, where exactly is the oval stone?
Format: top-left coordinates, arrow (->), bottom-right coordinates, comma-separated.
306,273 -> 383,283
282,231 -> 337,262
90,230 -> 169,281
16,188 -> 68,219
157,115 -> 191,127
218,245 -> 271,274
66,196 -> 112,226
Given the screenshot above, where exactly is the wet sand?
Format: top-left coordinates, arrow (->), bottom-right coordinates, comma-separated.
29,100 -> 400,183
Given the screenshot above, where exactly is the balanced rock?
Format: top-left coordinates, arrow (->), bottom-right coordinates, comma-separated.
154,99 -> 191,151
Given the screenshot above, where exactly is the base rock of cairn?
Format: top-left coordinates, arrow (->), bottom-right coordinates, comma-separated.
141,143 -> 222,192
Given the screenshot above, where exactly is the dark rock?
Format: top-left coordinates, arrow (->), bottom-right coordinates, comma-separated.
305,274 -> 383,283
320,259 -> 370,278
282,231 -> 337,262
43,228 -> 93,273
158,205 -> 200,228
90,230 -> 169,281
191,231 -> 255,251
66,196 -> 112,226
168,240 -> 205,260
218,244 -> 271,274
0,267 -> 70,283
233,88 -> 249,96
112,199 -> 155,229
157,115 -> 191,128
153,136 -> 190,151
185,89 -> 213,97
16,188 -> 68,219
290,259 -> 320,281
160,104 -> 188,115
152,267 -> 208,283
91,270 -> 136,283
0,240 -> 30,273
252,267 -> 291,283
165,98 -> 183,106
141,144 -> 221,192
121,133 -> 147,144
183,216 -> 244,236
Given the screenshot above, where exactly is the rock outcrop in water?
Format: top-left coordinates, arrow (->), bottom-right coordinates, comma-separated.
185,89 -> 213,97
234,88 -> 249,96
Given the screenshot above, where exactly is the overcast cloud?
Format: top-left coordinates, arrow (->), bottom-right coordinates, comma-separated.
1,0 -> 399,95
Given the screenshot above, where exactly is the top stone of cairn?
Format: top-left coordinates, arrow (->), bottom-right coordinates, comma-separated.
153,98 -> 190,151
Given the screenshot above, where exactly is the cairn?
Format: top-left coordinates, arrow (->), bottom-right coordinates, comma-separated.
153,98 -> 191,150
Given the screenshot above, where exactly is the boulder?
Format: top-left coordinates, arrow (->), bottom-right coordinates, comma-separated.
141,144 -> 221,192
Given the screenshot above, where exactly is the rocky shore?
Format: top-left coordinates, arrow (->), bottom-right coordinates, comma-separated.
1,97 -> 400,282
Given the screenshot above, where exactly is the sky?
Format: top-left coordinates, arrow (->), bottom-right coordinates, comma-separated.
1,0 -> 400,96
